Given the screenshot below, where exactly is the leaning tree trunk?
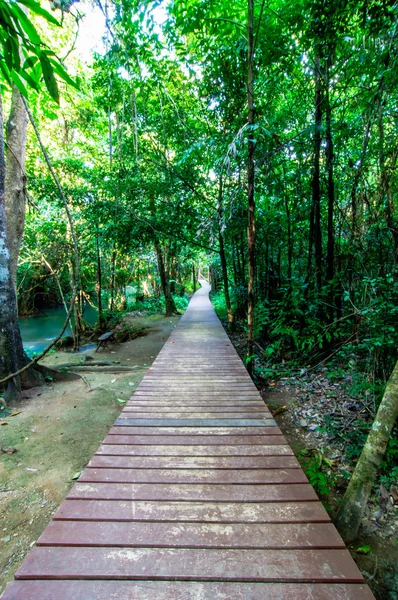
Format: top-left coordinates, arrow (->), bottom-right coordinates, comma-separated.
5,85 -> 27,288
246,0 -> 256,376
335,360 -> 398,542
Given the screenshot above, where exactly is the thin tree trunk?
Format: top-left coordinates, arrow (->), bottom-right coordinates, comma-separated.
378,102 -> 398,259
218,177 -> 235,331
232,240 -> 238,286
283,174 -> 292,300
325,64 -> 335,324
240,230 -> 246,280
246,0 -> 255,375
155,243 -> 177,316
335,360 -> 398,541
110,243 -> 117,312
5,86 -> 27,288
313,57 -> 323,296
96,226 -> 104,331
192,263 -> 197,293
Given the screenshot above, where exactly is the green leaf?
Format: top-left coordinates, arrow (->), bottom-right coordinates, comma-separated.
356,545 -> 372,554
39,51 -> 59,103
12,3 -> 41,45
49,57 -> 79,89
17,0 -> 60,26
19,68 -> 39,90
23,55 -> 38,69
71,471 -> 82,480
0,59 -> 11,84
10,70 -> 29,97
117,398 -> 126,403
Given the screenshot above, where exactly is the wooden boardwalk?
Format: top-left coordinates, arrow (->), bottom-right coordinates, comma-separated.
2,284 -> 375,599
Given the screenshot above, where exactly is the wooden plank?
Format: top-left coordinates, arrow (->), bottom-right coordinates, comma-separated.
124,405 -> 268,411
88,455 -> 300,469
54,499 -> 331,523
114,419 -> 277,427
118,412 -> 272,419
79,468 -> 308,484
38,521 -> 344,549
125,401 -> 266,406
109,426 -> 282,435
68,482 -> 319,502
98,442 -> 291,454
0,581 -> 377,600
15,547 -> 364,582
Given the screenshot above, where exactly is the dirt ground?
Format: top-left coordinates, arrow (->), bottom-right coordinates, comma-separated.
0,313 -> 179,594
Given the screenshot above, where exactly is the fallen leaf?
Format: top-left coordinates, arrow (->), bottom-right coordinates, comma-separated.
0,422 -> 8,426
1,535 -> 11,543
10,412 -> 21,417
111,378 -> 116,384
356,545 -> 372,554
71,471 -> 82,480
117,398 -> 126,403
273,405 -> 288,416
269,382 -> 276,387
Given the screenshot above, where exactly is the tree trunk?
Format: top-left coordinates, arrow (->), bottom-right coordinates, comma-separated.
246,0 -> 255,376
5,85 -> 27,287
325,64 -> 335,324
313,56 -> 323,296
335,360 -> 398,542
155,242 -> 177,316
0,95 -> 42,401
218,177 -> 235,331
378,101 -> 398,259
192,263 -> 197,293
96,226 -> 104,331
239,229 -> 246,282
110,243 -> 117,312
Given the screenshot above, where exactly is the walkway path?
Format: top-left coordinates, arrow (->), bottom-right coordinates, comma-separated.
2,283 -> 375,599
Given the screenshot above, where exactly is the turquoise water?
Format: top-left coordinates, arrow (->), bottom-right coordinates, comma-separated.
19,305 -> 98,355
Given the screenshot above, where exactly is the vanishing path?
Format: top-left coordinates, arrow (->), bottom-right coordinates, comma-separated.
2,283 -> 374,599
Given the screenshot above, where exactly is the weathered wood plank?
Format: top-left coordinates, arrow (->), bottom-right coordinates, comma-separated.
88,455 -> 300,469
54,499 -> 331,523
68,482 -> 318,502
79,468 -> 308,484
109,426 -> 282,435
117,412 -> 272,420
0,581 -> 377,600
38,521 -> 344,549
114,419 -> 277,427
98,442 -> 291,454
15,547 -> 364,582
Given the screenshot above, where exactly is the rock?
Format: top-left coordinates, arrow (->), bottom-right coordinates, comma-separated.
299,419 -> 308,427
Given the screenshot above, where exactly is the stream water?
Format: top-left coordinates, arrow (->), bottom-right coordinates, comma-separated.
19,305 -> 98,355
